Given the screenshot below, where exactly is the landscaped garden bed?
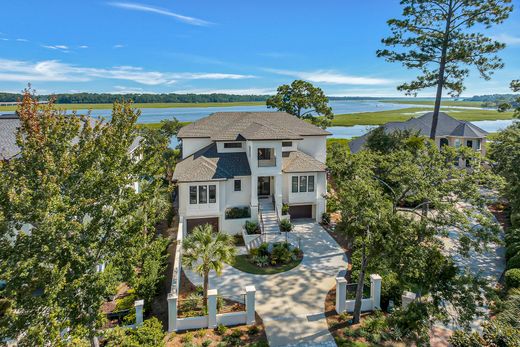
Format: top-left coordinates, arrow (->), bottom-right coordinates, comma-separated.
231,242 -> 303,275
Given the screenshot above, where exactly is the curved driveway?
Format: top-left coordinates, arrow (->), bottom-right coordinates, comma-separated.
185,222 -> 348,347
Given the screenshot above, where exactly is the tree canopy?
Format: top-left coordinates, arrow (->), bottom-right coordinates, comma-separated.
0,91 -> 172,345
377,0 -> 513,138
266,80 -> 334,128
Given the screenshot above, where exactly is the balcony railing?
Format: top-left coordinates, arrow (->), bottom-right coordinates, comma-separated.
258,158 -> 276,167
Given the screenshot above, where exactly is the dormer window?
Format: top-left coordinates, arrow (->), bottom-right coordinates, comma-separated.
224,142 -> 242,148
282,141 -> 292,147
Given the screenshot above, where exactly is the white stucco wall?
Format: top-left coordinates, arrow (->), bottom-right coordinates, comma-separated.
224,176 -> 251,207
216,141 -> 246,153
181,138 -> 212,159
178,181 -> 222,217
297,136 -> 327,163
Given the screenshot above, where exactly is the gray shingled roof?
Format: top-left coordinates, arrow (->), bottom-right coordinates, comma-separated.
282,150 -> 327,173
172,143 -> 251,182
349,112 -> 488,154
0,115 -> 142,159
177,112 -> 331,140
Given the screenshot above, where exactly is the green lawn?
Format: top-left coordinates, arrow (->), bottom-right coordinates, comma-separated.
331,107 -> 514,127
379,99 -> 483,107
230,254 -> 302,275
0,101 -> 266,112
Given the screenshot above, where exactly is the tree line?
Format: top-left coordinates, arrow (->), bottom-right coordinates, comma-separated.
0,92 -> 270,104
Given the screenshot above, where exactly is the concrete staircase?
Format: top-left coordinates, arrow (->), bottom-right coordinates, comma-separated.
259,198 -> 281,237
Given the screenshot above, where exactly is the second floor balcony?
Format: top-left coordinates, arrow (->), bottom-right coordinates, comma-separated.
257,148 -> 276,167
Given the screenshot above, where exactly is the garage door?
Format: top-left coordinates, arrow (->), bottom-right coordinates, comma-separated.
186,217 -> 219,233
289,205 -> 313,219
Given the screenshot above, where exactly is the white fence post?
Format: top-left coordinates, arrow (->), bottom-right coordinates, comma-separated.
167,293 -> 178,332
401,291 -> 416,308
207,289 -> 218,328
369,274 -> 382,310
245,285 -> 256,325
335,277 -> 347,314
134,300 -> 144,326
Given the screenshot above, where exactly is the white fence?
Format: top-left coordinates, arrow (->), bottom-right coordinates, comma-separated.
335,274 -> 382,314
170,217 -> 184,296
168,286 -> 256,332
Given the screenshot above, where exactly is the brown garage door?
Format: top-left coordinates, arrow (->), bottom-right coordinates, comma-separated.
289,205 -> 312,219
186,217 -> 219,233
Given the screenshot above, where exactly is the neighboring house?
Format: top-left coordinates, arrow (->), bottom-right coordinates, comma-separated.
349,112 -> 488,167
172,112 -> 330,234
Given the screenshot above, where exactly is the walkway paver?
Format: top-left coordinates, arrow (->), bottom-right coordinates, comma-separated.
185,221 -> 348,347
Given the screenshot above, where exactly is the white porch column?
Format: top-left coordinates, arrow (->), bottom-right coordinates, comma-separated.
134,300 -> 144,326
370,274 -> 382,310
207,289 -> 218,328
245,285 -> 256,325
402,291 -> 416,308
274,174 -> 283,218
167,293 -> 178,332
335,277 -> 347,314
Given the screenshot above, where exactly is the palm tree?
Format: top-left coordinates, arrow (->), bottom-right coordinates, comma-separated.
182,224 -> 236,305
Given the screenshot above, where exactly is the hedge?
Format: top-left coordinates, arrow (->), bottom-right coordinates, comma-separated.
505,268 -> 520,288
507,253 -> 520,270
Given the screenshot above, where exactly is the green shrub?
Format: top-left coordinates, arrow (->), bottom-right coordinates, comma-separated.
105,317 -> 166,347
202,340 -> 212,347
279,219 -> 293,232
511,210 -> 520,228
181,332 -> 193,343
508,253 -> 520,270
226,206 -> 251,219
322,212 -> 331,225
506,240 -> 520,260
505,228 -> 520,244
252,255 -> 269,267
215,323 -> 228,336
271,243 -> 292,264
282,203 -> 289,215
505,269 -> 520,288
115,289 -> 137,311
245,220 -> 260,234
449,330 -> 484,347
257,243 -> 269,256
247,325 -> 259,335
380,272 -> 403,308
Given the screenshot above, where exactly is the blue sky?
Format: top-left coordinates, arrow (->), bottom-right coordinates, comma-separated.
1,0 -> 519,97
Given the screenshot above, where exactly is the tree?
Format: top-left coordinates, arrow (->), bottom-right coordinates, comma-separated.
328,132 -> 501,333
498,79 -> 520,117
0,91 -> 168,345
266,80 -> 333,128
377,0 -> 513,139
182,224 -> 236,305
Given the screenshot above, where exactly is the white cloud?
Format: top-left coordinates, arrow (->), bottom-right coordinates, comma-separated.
0,58 -> 256,85
42,44 -> 70,53
16,38 -> 28,42
79,45 -> 89,49
265,68 -> 393,85
113,44 -> 125,49
109,2 -> 212,26
0,38 -> 8,41
493,33 -> 520,46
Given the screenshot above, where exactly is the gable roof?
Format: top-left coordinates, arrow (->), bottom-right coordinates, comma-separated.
349,112 -> 488,154
0,114 -> 142,160
177,112 -> 331,141
282,150 -> 327,173
172,143 -> 251,182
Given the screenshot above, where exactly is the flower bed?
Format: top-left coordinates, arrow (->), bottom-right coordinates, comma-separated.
231,242 -> 303,275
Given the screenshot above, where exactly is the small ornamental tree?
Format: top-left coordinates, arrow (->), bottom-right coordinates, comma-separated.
266,80 -> 333,128
182,224 -> 236,305
377,0 -> 513,139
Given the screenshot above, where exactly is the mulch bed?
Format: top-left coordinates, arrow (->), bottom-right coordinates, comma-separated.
488,202 -> 511,232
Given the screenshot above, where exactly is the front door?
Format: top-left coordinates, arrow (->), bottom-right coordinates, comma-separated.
258,176 -> 271,196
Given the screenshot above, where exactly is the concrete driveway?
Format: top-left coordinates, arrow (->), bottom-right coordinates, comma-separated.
185,221 -> 348,347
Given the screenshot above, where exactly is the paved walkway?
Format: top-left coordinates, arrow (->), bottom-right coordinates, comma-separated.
185,221 -> 348,347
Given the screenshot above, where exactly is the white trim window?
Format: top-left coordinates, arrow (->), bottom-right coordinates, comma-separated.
292,175 -> 315,193
189,184 -> 217,204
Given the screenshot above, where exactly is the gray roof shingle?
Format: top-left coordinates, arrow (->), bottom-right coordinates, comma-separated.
172,143 -> 251,182
282,150 -> 327,173
177,112 -> 331,140
349,112 -> 488,154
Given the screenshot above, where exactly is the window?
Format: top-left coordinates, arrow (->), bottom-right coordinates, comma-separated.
258,148 -> 272,160
465,159 -> 471,168
234,179 -> 241,191
308,176 -> 315,192
292,176 -> 298,193
476,139 -> 481,150
224,142 -> 242,148
299,176 -> 307,193
198,185 -> 208,204
282,141 -> 292,147
282,152 -> 290,157
209,185 -> 216,203
466,140 -> 473,148
189,186 -> 197,204
454,157 -> 460,166
454,139 -> 461,148
440,138 -> 449,147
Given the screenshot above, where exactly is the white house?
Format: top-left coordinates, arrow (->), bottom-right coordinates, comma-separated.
349,112 -> 488,167
172,111 -> 330,235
